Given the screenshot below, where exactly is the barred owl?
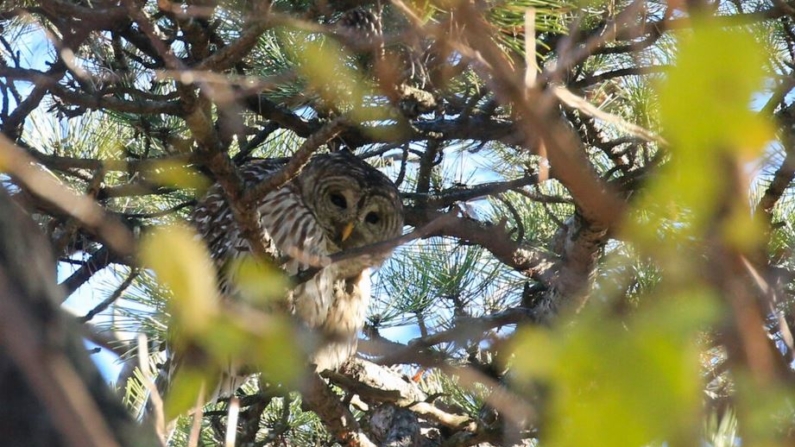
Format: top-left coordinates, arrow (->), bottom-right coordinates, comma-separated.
189,151 -> 403,396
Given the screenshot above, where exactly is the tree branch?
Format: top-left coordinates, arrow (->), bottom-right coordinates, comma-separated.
402,175 -> 539,208
758,104 -> 795,222
0,135 -> 136,258
404,208 -> 555,280
0,186 -> 158,447
241,117 -> 348,207
79,271 -> 138,323
59,246 -> 115,299
301,372 -> 377,447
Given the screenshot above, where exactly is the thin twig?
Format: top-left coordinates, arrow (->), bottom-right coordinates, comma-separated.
552,86 -> 667,145
335,210 -> 458,263
79,271 -> 138,323
122,201 -> 195,219
242,116 -> 349,207
524,8 -> 537,89
291,210 -> 460,285
496,194 -> 524,243
376,307 -> 539,362
741,256 -> 795,362
569,65 -> 669,89
225,396 -> 240,447
137,334 -> 167,446
188,384 -> 206,447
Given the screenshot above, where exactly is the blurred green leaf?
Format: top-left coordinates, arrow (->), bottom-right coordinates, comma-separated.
626,20 -> 773,259
142,226 -> 302,414
281,28 -> 389,125
249,315 -> 303,387
660,22 -> 771,155
144,160 -> 210,192
227,255 -> 291,306
512,292 -> 719,447
139,225 -> 218,335
166,367 -> 214,420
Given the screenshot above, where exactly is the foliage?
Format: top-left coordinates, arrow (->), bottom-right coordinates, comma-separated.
2,1 -> 795,447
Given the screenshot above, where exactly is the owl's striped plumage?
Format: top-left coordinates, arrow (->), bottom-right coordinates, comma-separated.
189,151 -> 403,396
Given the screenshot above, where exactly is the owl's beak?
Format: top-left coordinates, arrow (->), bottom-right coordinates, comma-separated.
340,222 -> 355,242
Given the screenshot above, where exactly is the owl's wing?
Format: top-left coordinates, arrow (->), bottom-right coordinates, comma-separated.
181,159 -> 340,398
190,159 -> 336,324
191,159 -> 286,266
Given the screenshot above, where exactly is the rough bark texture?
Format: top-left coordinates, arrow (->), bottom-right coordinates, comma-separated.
0,188 -> 157,447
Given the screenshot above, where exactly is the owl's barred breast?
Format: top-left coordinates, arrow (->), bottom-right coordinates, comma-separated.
257,185 -> 335,328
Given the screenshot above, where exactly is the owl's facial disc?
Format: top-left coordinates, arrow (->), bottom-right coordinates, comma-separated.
335,195 -> 398,252
298,155 -> 402,255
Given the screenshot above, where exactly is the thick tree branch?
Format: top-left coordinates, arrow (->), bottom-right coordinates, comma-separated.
301,372 -> 377,447
243,93 -> 520,148
402,175 -> 539,208
197,3 -> 271,71
59,246 -> 115,298
327,359 -> 475,431
570,65 -> 669,90
404,207 -> 555,280
364,339 -> 535,430
241,117 -> 348,207
27,151 -> 194,173
1,64 -> 66,140
0,187 -> 158,447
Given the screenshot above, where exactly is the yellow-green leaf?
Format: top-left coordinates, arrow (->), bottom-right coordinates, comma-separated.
139,225 -> 218,334
165,367 -> 215,420
281,28 -> 387,125
660,22 -> 771,155
624,20 -> 774,262
511,292 -> 718,447
144,160 -> 210,191
227,255 -> 291,306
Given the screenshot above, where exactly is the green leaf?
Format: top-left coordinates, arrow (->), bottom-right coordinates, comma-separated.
139,225 -> 219,335
166,367 -> 215,420
512,292 -> 719,447
280,28 -> 389,124
660,22 -> 771,155
144,160 -> 210,192
227,255 -> 291,306
625,20 -> 773,259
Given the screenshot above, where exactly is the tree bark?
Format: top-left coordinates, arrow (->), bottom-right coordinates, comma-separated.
0,188 -> 158,447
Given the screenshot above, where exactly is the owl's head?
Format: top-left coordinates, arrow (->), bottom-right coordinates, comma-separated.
297,152 -> 404,270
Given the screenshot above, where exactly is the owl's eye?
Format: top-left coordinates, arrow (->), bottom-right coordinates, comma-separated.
365,212 -> 380,224
330,193 -> 347,209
